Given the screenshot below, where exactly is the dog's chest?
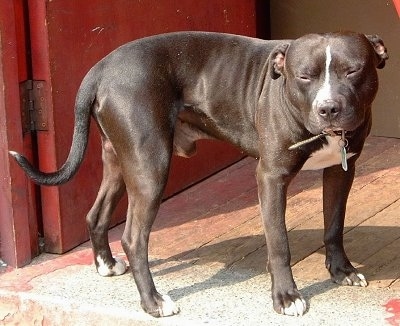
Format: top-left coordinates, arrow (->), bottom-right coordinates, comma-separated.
301,136 -> 356,170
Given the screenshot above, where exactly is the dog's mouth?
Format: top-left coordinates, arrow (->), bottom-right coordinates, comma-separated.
322,127 -> 355,139
308,108 -> 361,136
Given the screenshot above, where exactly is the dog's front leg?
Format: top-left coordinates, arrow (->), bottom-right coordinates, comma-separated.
323,163 -> 368,287
256,160 -> 307,316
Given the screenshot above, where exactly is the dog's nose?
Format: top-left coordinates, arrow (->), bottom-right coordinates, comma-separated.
317,100 -> 341,120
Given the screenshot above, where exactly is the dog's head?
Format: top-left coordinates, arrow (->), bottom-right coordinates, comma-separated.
270,32 -> 388,135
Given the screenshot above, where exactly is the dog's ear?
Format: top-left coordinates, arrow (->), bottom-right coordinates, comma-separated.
270,42 -> 291,79
366,34 -> 388,69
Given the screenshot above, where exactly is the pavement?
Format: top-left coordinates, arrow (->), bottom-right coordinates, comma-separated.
0,247 -> 399,326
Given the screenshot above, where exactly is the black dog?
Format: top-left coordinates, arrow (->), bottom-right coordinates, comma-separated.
10,31 -> 387,317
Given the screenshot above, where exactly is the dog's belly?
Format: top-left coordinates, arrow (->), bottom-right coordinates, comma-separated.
173,107 -> 260,158
302,136 -> 356,170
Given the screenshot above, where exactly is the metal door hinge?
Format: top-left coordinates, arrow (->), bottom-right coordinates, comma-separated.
20,80 -> 49,133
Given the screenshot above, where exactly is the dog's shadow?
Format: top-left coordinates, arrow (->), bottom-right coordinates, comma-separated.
146,226 -> 399,302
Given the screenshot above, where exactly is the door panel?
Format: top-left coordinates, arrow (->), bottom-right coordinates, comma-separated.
29,0 -> 258,253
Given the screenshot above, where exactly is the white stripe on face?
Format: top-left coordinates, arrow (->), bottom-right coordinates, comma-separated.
313,45 -> 332,106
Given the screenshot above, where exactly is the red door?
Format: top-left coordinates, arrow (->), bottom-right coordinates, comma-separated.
1,0 -> 264,265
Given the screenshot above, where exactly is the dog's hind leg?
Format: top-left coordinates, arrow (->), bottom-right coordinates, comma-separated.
86,136 -> 127,277
120,139 -> 179,317
95,81 -> 181,316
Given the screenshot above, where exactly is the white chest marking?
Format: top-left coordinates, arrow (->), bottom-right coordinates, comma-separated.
312,45 -> 332,106
301,136 -> 356,171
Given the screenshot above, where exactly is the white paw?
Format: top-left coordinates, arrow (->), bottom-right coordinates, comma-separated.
281,297 -> 307,316
158,295 -> 180,317
343,273 -> 368,287
96,256 -> 127,277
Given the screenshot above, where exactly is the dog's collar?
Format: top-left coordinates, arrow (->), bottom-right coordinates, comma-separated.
288,129 -> 349,171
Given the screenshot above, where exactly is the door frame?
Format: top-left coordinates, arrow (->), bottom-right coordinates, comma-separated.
0,0 -> 39,268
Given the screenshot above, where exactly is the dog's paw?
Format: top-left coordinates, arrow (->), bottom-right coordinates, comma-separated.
96,256 -> 127,277
336,271 -> 368,287
273,289 -> 307,316
326,261 -> 368,287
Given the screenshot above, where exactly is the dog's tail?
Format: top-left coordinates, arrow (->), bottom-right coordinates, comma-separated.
9,73 -> 96,186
